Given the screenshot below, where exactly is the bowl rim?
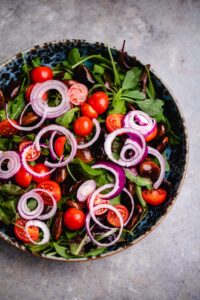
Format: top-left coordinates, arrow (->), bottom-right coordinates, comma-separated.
0,39 -> 189,262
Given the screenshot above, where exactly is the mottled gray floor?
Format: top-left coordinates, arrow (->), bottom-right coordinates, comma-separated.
0,0 -> 199,299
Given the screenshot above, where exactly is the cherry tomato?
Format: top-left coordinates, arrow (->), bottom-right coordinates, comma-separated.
30,66 -> 53,83
106,114 -> 124,132
19,141 -> 41,162
81,103 -> 98,119
14,218 -> 39,243
87,195 -> 109,216
54,136 -> 66,157
68,83 -> 88,106
88,91 -> 109,115
25,84 -> 48,102
145,125 -> 158,142
142,188 -> 167,206
64,208 -> 86,231
0,119 -> 18,136
107,204 -> 129,228
73,116 -> 93,136
37,180 -> 61,205
32,163 -> 51,183
14,166 -> 32,188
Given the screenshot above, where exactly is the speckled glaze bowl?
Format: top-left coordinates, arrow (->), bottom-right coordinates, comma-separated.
0,40 -> 188,261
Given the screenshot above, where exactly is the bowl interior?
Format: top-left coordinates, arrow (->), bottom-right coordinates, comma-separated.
0,40 -> 188,261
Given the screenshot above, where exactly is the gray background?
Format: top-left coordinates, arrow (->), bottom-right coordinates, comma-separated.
0,0 -> 199,299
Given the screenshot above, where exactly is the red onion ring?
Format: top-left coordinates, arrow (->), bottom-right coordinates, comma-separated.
77,180 -> 96,202
123,110 -> 157,137
25,220 -> 50,245
92,161 -> 126,199
49,131 -> 59,161
17,191 -> 44,220
0,151 -> 21,179
86,203 -> 123,247
104,128 -> 146,167
35,188 -> 57,220
122,187 -> 134,226
6,101 -> 48,131
148,146 -> 165,189
77,119 -> 101,149
30,80 -> 71,119
34,125 -> 77,168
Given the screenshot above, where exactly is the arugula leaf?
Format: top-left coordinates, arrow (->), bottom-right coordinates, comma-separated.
53,243 -> 75,259
83,247 -> 107,257
125,169 -> 152,189
0,183 -> 35,196
109,90 -> 126,115
0,109 -> 6,121
136,98 -> 165,122
108,46 -> 121,87
122,67 -> 142,90
145,66 -> 156,99
67,48 -> 81,65
135,185 -> 147,209
72,159 -> 103,178
0,198 -> 17,225
69,235 -> 87,256
123,90 -> 145,100
7,93 -> 25,119
27,243 -> 52,253
32,57 -> 41,67
56,108 -> 79,127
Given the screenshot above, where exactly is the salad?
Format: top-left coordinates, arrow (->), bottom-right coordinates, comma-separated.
0,43 -> 179,259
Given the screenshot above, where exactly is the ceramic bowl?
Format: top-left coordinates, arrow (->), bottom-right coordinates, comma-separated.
0,40 -> 188,261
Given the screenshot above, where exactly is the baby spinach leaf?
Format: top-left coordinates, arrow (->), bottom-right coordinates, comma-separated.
123,90 -> 145,100
136,98 -> 165,122
12,135 -> 24,143
67,48 -> 81,66
0,198 -> 17,225
0,137 -> 9,150
122,67 -> 142,90
109,195 -> 121,205
0,109 -> 6,121
135,185 -> 147,209
69,234 -> 87,256
32,57 -> 41,67
83,247 -> 107,257
109,90 -> 126,114
72,159 -> 103,177
27,242 -> 52,253
0,183 -> 35,196
26,134 -> 36,141
56,107 -> 79,127
93,64 -> 105,75
125,169 -> 152,189
63,72 -> 72,80
53,243 -> 75,259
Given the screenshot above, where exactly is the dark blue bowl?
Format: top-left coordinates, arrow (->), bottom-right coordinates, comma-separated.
0,40 -> 188,261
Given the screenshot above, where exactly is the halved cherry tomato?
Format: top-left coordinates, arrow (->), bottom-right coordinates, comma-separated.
107,204 -> 129,228
142,188 -> 167,206
37,180 -> 61,205
81,103 -> 98,119
0,119 -> 18,136
54,136 -> 67,157
73,116 -> 93,136
30,66 -> 53,83
106,114 -> 124,132
87,195 -> 109,216
64,208 -> 86,231
19,141 -> 41,162
14,218 -> 39,243
14,166 -> 32,188
25,84 -> 48,102
32,163 -> 51,183
88,91 -> 109,115
68,83 -> 88,105
145,125 -> 158,142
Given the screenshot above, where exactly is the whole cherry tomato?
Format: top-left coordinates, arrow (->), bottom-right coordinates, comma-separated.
64,208 -> 86,231
30,66 -> 53,83
73,116 -> 93,136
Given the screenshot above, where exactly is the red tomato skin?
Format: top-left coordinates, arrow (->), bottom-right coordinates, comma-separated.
14,167 -> 32,188
88,91 -> 109,115
25,84 -> 47,102
37,180 -> 61,205
142,188 -> 167,206
32,163 -> 51,183
106,114 -> 124,132
145,125 -> 158,142
81,103 -> 98,119
14,219 -> 39,243
0,120 -> 18,136
107,204 -> 129,228
87,195 -> 109,216
73,116 -> 93,136
19,141 -> 41,162
30,66 -> 53,83
54,136 -> 67,157
64,208 -> 86,231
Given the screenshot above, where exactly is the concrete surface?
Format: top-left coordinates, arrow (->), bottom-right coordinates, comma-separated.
0,0 -> 199,299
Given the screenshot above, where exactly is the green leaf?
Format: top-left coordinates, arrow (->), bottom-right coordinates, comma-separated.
67,48 -> 81,65
69,235 -> 87,256
135,185 -> 147,209
145,66 -> 156,100
125,169 -> 152,189
162,152 -> 170,172
0,183 -> 35,196
109,195 -> 121,205
26,134 -> 36,141
0,109 -> 6,121
83,247 -> 107,257
123,90 -> 145,100
63,72 -> 72,80
109,89 -> 126,115
53,243 -> 74,259
56,108 -> 79,127
108,46 -> 121,87
0,137 -> 9,150
72,159 -> 103,178
32,57 -> 41,67
93,64 -> 105,75
12,135 -> 24,143
0,198 -> 17,225
7,80 -> 26,120
136,98 -> 165,122
27,243 -> 52,253
122,67 -> 142,90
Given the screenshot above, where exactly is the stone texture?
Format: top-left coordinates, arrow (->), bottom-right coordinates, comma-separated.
0,0 -> 199,299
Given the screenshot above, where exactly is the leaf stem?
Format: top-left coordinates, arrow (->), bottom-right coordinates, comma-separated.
72,55 -> 112,69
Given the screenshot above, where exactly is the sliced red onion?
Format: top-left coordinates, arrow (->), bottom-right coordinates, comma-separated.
148,146 -> 165,189
92,161 -> 126,199
34,125 -> 77,168
77,180 -> 96,202
123,111 -> 157,137
0,151 -> 21,179
30,80 -> 71,119
35,188 -> 57,220
104,128 -> 146,167
122,187 -> 134,226
25,220 -> 50,245
18,191 -> 44,220
6,101 -> 48,132
49,131 -> 59,161
77,119 -> 101,149
21,144 -> 56,178
86,204 -> 123,247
